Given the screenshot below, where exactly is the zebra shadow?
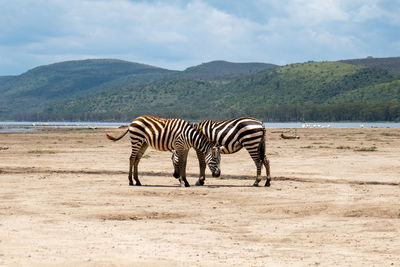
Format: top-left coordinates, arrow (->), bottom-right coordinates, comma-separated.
141,184 -> 181,188
139,184 -> 256,188
205,184 -> 256,188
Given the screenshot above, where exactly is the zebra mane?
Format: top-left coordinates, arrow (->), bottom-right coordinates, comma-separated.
189,121 -> 200,130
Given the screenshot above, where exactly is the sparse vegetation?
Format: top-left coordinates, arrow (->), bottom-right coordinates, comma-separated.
381,132 -> 400,137
366,138 -> 383,142
354,146 -> 377,152
336,146 -> 351,149
28,150 -> 56,154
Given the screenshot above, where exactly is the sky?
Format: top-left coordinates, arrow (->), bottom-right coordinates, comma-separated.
1,0 -> 399,75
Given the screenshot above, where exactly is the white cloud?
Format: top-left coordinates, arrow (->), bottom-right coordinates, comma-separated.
0,0 -> 398,75
355,1 -> 400,25
355,2 -> 385,22
287,0 -> 349,25
26,1 -> 258,59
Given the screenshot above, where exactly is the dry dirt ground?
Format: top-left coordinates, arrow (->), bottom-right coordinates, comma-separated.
0,126 -> 399,266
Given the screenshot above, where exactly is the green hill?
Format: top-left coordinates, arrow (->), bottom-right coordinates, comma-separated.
0,76 -> 15,85
220,61 -> 394,106
328,80 -> 400,104
45,61 -> 400,122
340,56 -> 400,75
182,60 -> 278,78
0,59 -> 279,120
217,61 -> 400,121
0,59 -> 173,119
1,57 -> 400,122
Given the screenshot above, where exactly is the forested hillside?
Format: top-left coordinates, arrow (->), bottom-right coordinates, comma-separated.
0,76 -> 15,85
340,57 -> 400,75
182,60 -> 278,79
1,57 -> 399,122
0,59 -> 174,118
44,61 -> 400,122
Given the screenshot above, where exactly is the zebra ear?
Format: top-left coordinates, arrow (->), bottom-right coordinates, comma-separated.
190,122 -> 200,130
212,146 -> 224,152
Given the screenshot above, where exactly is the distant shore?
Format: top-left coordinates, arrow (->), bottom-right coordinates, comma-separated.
1,121 -> 400,129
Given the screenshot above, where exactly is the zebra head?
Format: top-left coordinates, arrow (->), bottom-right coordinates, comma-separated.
171,146 -> 222,178
206,146 -> 222,177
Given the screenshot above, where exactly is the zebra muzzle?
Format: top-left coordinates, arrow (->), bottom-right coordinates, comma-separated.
212,169 -> 220,178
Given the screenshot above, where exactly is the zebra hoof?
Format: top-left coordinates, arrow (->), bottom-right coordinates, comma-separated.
173,172 -> 179,179
195,180 -> 204,186
184,182 -> 190,187
265,179 -> 271,187
252,182 -> 260,187
135,181 -> 142,186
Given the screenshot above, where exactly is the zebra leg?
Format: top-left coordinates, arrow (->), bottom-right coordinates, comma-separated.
133,142 -> 149,186
195,150 -> 206,186
263,156 -> 271,187
171,150 -> 179,179
253,160 -> 263,186
259,137 -> 271,187
246,147 -> 263,186
129,140 -> 144,186
128,154 -> 135,186
177,149 -> 190,187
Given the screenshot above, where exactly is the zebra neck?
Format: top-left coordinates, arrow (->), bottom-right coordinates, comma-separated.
200,120 -> 220,141
190,129 -> 212,153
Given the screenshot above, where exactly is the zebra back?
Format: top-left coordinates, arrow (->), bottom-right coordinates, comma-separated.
129,115 -> 216,153
198,117 -> 265,154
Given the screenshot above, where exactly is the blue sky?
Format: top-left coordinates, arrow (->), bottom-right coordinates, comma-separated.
1,0 -> 399,75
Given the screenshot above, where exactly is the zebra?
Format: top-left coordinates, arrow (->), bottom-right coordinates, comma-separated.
106,115 -> 222,187
172,117 -> 271,186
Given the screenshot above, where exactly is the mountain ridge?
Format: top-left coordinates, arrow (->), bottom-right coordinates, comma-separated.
0,59 -> 174,117
1,57 -> 399,121
182,60 -> 278,78
340,56 -> 400,75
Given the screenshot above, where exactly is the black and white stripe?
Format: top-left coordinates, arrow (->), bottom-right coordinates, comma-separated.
106,115 -> 221,187
173,117 -> 271,186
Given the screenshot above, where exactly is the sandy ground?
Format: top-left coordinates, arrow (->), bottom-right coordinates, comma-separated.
0,126 -> 399,266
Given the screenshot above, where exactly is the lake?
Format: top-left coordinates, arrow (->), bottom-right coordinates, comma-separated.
1,121 -> 400,134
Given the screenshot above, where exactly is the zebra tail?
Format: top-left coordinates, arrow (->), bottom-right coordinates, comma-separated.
106,129 -> 129,142
258,126 -> 266,161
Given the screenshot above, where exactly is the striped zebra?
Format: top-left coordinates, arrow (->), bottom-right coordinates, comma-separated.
172,117 -> 271,186
106,115 -> 222,187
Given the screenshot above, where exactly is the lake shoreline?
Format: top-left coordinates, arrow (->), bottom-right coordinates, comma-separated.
2,121 -> 400,130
